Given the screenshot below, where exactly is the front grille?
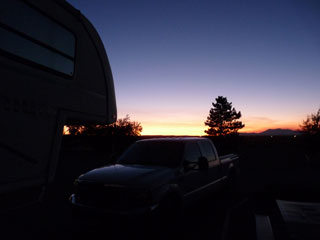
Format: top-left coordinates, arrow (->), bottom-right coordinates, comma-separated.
76,181 -> 131,210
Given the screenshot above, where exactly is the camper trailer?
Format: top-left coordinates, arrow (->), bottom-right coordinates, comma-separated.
0,0 -> 117,208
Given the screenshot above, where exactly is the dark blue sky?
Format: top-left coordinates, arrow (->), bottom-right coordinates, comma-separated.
68,0 -> 320,134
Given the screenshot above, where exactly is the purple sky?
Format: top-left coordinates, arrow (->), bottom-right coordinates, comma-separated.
68,0 -> 320,135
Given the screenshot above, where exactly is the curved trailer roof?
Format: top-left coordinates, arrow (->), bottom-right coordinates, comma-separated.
0,0 -> 117,206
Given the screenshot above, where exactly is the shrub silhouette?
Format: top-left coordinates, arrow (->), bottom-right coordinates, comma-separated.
65,115 -> 142,137
300,108 -> 320,136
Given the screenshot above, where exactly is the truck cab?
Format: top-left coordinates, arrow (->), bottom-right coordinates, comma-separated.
70,137 -> 239,216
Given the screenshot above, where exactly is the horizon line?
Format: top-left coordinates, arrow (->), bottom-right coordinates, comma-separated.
141,128 -> 300,136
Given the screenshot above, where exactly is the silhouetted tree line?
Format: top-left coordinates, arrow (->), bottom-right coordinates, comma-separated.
65,115 -> 142,137
63,115 -> 142,160
300,108 -> 320,136
300,108 -> 320,164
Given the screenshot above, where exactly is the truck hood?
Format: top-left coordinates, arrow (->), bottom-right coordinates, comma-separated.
78,164 -> 175,188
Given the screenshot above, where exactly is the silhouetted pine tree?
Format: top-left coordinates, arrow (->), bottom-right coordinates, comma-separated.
204,96 -> 244,136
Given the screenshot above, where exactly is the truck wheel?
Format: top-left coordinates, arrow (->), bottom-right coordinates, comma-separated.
227,168 -> 237,193
71,206 -> 81,219
71,205 -> 88,223
157,194 -> 182,225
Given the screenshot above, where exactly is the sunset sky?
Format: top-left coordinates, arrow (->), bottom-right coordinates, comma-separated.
68,0 -> 320,135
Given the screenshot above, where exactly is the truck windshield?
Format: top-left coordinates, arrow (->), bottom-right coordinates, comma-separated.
117,141 -> 184,168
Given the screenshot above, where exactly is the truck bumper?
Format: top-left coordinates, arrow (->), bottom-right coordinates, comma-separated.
69,194 -> 158,218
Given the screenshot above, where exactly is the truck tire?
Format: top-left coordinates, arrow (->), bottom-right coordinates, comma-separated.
227,168 -> 237,193
156,194 -> 182,224
71,205 -> 82,220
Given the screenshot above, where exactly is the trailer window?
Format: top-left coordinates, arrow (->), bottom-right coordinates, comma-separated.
0,0 -> 75,76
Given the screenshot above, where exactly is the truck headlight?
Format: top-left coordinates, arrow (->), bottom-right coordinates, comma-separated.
133,190 -> 152,206
73,179 -> 81,195
74,179 -> 80,186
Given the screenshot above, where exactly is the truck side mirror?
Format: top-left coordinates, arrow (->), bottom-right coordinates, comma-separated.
198,157 -> 209,171
183,160 -> 193,171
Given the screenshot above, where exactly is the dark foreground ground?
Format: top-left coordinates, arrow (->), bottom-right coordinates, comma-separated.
3,189 -> 250,240
1,135 -> 320,240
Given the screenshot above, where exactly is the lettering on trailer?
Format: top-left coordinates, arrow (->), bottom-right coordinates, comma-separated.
0,96 -> 56,119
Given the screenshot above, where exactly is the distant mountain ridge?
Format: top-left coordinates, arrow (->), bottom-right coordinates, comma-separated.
240,128 -> 300,136
259,128 -> 300,136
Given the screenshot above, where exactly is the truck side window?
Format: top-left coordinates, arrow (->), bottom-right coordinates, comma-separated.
201,141 -> 216,162
0,0 -> 75,76
184,142 -> 202,163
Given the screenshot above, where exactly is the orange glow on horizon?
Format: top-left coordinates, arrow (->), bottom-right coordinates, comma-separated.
140,121 -> 299,136
239,118 -> 299,134
138,111 -> 301,135
118,110 -> 302,136
62,114 -> 301,136
141,121 -> 205,136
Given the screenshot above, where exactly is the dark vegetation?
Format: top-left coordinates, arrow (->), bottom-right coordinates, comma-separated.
204,96 -> 245,136
65,115 -> 142,137
299,108 -> 320,136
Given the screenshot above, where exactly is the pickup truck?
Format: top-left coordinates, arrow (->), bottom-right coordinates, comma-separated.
70,137 -> 239,216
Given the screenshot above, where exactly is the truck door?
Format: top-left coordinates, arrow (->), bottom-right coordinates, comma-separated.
179,142 -> 209,202
199,140 -> 224,191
